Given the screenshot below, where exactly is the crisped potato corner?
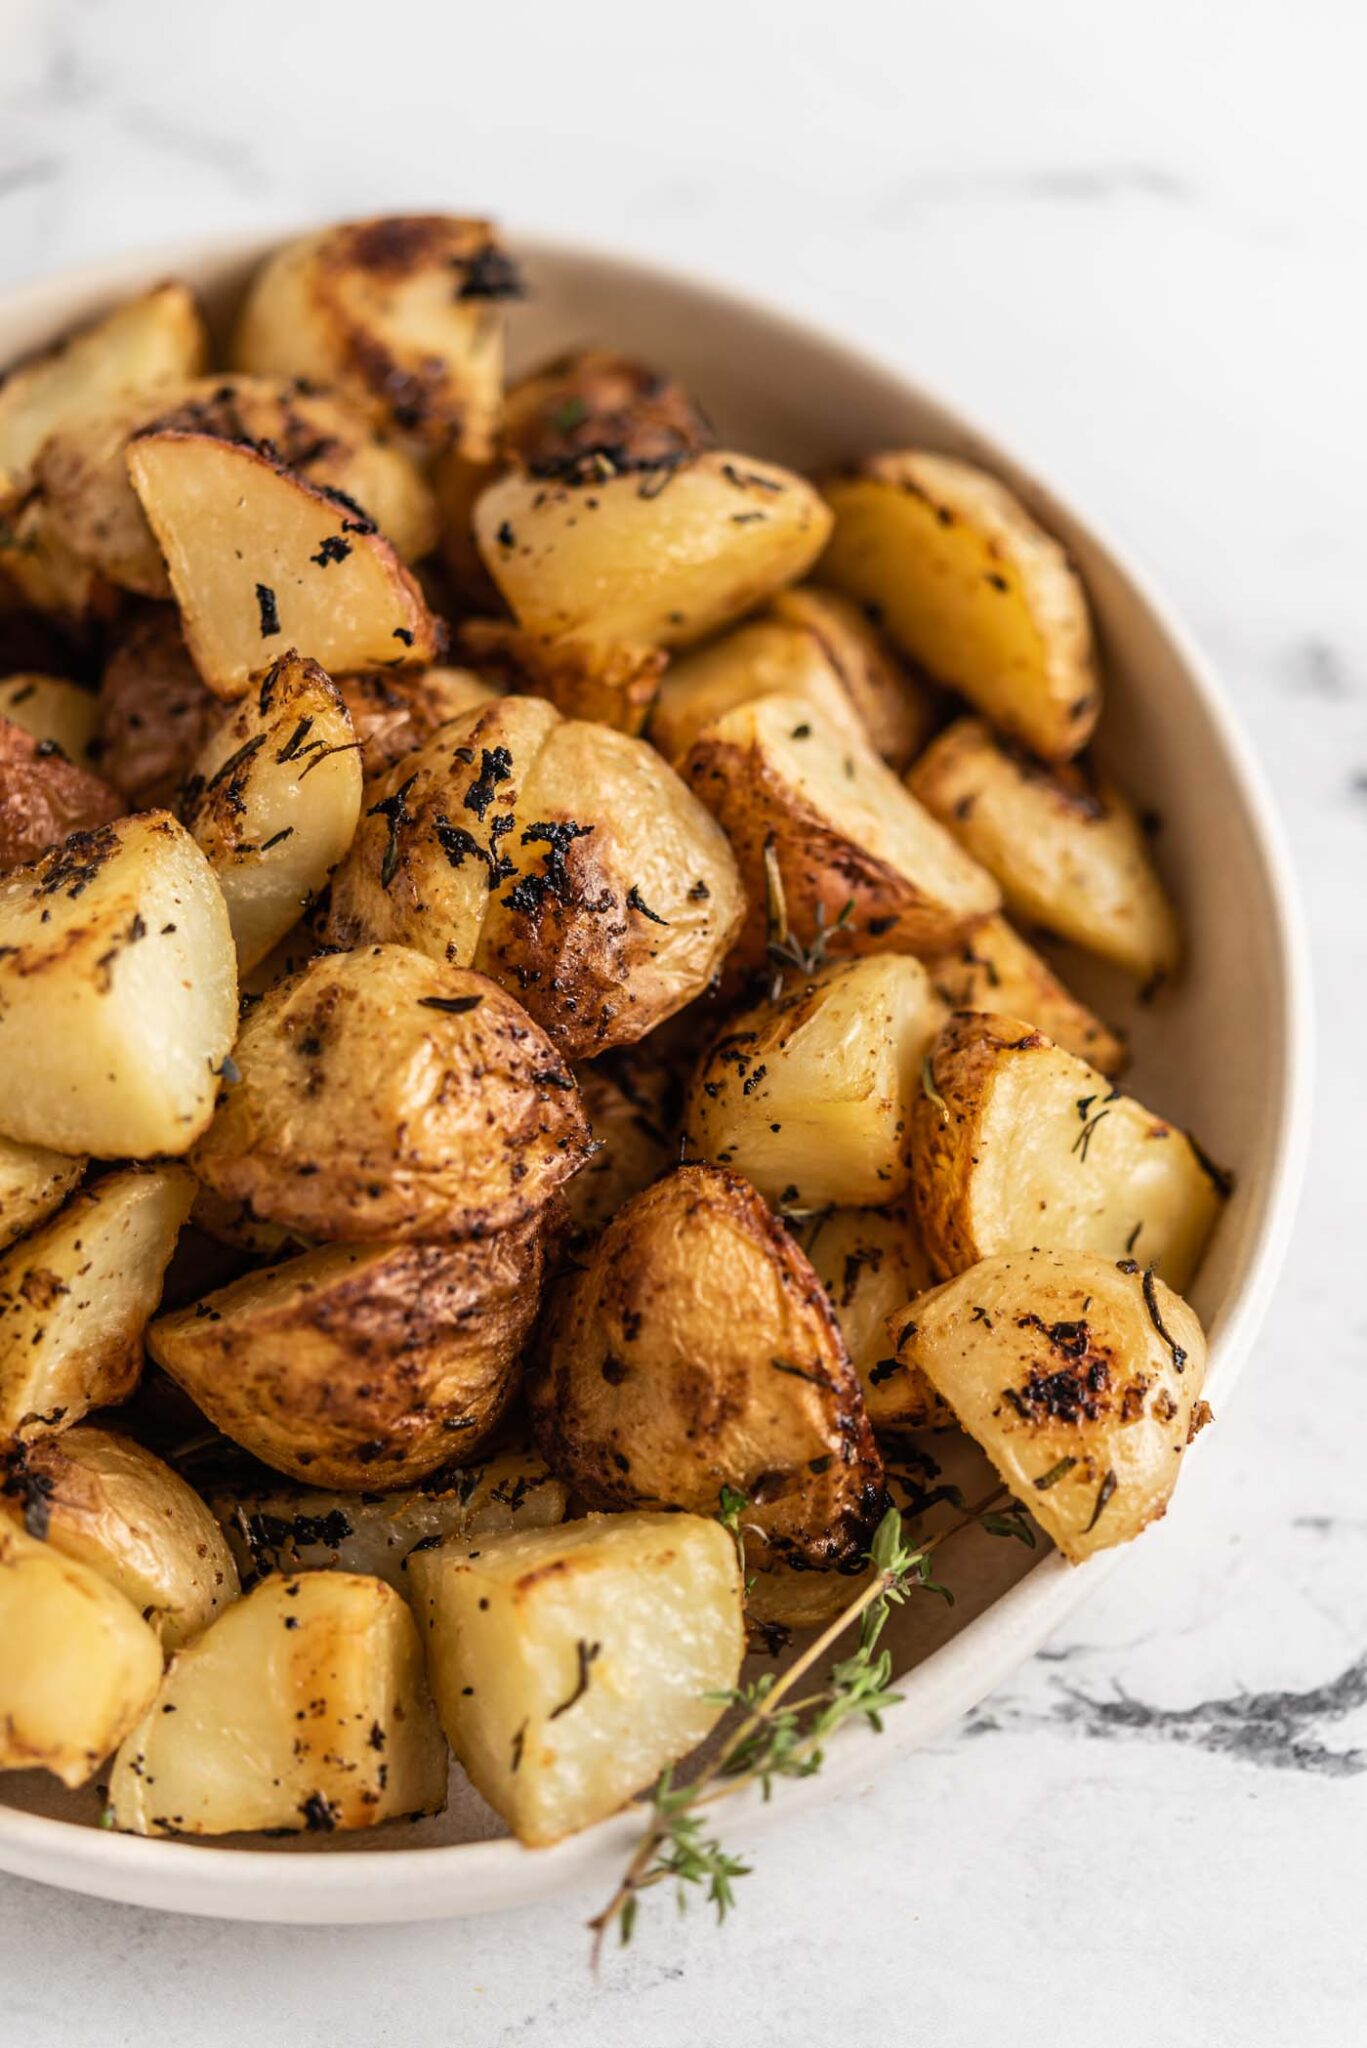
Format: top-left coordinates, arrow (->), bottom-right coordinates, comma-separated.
927,913 -> 1126,1076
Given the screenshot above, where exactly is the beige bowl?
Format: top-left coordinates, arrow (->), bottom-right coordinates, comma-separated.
0,229 -> 1312,1922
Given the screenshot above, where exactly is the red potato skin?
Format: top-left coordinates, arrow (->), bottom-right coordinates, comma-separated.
0,718 -> 124,870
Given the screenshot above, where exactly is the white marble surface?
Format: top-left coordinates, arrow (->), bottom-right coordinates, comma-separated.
0,0 -> 1363,2040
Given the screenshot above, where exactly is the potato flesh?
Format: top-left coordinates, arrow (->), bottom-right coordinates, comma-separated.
0,673 -> 101,768
5,1426 -> 239,1648
0,1166 -> 194,1442
0,1134 -> 86,1252
0,1520 -> 163,1786
685,953 -> 944,1210
892,1250 -> 1209,1561
0,812 -> 238,1158
648,618 -> 870,765
799,1204 -> 947,1430
212,1448 -> 569,1591
127,432 -> 440,699
766,585 -> 936,771
409,1512 -> 743,1847
927,913 -> 1126,1076
820,454 -> 1099,761
183,651 -> 362,971
107,1571 -> 448,1836
0,495 -> 119,623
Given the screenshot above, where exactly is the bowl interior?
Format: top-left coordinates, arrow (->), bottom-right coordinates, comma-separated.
0,232 -> 1308,1921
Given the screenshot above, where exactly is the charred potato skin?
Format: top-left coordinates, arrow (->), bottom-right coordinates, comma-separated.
502,348 -> 716,478
338,664 -> 496,784
97,606 -> 224,809
927,913 -> 1127,1077
0,716 -> 124,870
531,1164 -> 885,1568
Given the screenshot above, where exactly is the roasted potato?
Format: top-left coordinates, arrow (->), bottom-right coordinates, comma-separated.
150,1218 -> 550,1488
180,649 -> 362,971
820,452 -> 1100,761
450,615 -> 665,734
234,215 -> 521,456
0,812 -> 237,1158
0,715 -> 124,869
648,616 -> 871,766
191,947 -> 590,1243
0,671 -> 101,767
212,1446 -> 569,1590
566,1049 -> 682,1238
96,606 -> 224,808
532,1165 -> 885,1568
409,1511 -> 742,1847
504,347 -> 717,476
1,1426 -> 238,1648
912,1011 -> 1226,1292
0,281 -> 207,507
37,374 -> 438,599
107,1570 -> 448,1836
798,1204 -> 948,1431
0,494 -> 120,624
682,695 -> 999,969
0,1519 -> 162,1785
767,585 -> 937,769
0,1166 -> 194,1444
127,431 -> 441,699
337,663 -> 496,783
888,1249 -> 1210,1561
0,1134 -> 85,1252
684,953 -> 944,1210
908,716 -> 1179,982
327,693 -> 745,1059
927,913 -> 1126,1076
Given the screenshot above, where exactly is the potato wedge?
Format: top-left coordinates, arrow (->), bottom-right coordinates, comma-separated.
180,649 -> 362,971
0,672 -> 101,768
912,1011 -> 1226,1292
908,716 -> 1179,982
927,913 -> 1126,1076
408,1511 -> 742,1847
450,615 -> 665,734
234,216 -> 521,456
0,1166 -> 194,1444
97,606 -> 224,808
191,948 -> 589,1242
767,585 -> 936,769
682,695 -> 999,969
1,1426 -> 238,1648
648,616 -> 871,766
532,1164 -> 884,1567
684,953 -> 943,1210
127,431 -> 441,699
37,374 -> 438,599
0,281 -> 207,506
0,494 -> 120,624
0,1134 -> 85,1252
888,1249 -> 1210,1561
0,812 -> 237,1158
107,1571 -> 447,1836
338,663 -> 496,783
0,1520 -> 162,1786
150,1219 -> 549,1488
820,452 -> 1100,760
212,1446 -> 568,1590
797,1204 -> 947,1431
566,1049 -> 681,1239
0,715 -> 124,869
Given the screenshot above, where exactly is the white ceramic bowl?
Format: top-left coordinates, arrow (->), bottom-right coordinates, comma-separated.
0,229 -> 1312,1922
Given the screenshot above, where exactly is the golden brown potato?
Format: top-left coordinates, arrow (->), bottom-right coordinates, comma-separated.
566,1049 -> 682,1238
888,1249 -> 1210,1561
648,616 -> 872,766
685,954 -> 944,1210
127,431 -> 441,699
0,672 -> 101,768
97,606 -> 224,808
337,663 -> 496,783
180,650 -> 362,971
0,716 -> 124,869
0,281 -> 207,507
212,1445 -> 569,1589
327,694 -> 745,1060
767,585 -> 937,769
927,913 -> 1126,1076
912,1011 -> 1226,1292
908,717 -> 1180,982
503,347 -> 717,476
107,1570 -> 448,1836
233,215 -> 521,456
820,452 -> 1100,761
450,615 -> 665,734
0,1519 -> 162,1786
37,374 -> 438,598
190,947 -> 590,1243
0,813 -> 237,1158
0,1134 -> 85,1252
1,1426 -> 238,1648
0,494 -> 120,624
797,1204 -> 948,1431
0,1166 -> 194,1444
532,1164 -> 885,1568
682,694 -> 999,970
150,1218 -> 549,1488
409,1511 -> 742,1847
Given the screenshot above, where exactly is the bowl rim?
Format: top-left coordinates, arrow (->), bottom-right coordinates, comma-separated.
0,224 -> 1315,1923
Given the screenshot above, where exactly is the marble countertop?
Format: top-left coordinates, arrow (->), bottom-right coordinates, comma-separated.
0,0 -> 1363,2040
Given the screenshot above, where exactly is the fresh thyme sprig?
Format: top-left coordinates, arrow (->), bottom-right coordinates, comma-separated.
762,837 -> 854,994
589,1484 -> 1014,1960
